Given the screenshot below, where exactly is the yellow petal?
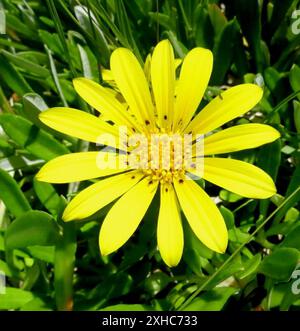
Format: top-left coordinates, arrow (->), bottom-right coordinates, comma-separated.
158,184 -> 183,267
201,157 -> 276,198
36,152 -> 125,183
174,178 -> 227,253
186,84 -> 263,134
63,171 -> 143,221
73,78 -> 141,133
99,177 -> 158,255
144,54 -> 151,83
39,107 -> 119,143
200,124 -> 280,156
174,58 -> 182,69
173,48 -> 213,131
110,48 -> 156,130
151,40 -> 175,129
102,69 -> 114,82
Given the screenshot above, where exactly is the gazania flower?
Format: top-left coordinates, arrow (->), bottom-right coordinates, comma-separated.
36,40 -> 279,267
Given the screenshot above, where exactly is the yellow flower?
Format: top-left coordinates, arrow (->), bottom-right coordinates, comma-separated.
36,40 -> 279,267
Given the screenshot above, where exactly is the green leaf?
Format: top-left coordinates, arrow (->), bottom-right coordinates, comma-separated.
114,0 -> 142,62
237,254 -> 261,280
183,220 -> 213,275
274,166 -> 300,223
87,272 -> 133,309
259,247 -> 300,282
101,304 -> 153,311
183,287 -> 237,311
289,64 -> 300,101
0,114 -> 69,161
257,139 -> 281,217
1,50 -> 50,78
208,4 -> 227,38
5,13 -> 36,39
234,0 -> 263,72
22,93 -> 48,128
280,225 -> 300,250
220,206 -> 235,229
287,164 -> 300,197
0,54 -> 33,96
144,271 -> 171,296
0,259 -> 13,277
54,221 -> 76,311
45,45 -> 68,107
5,210 -> 60,250
39,30 -> 64,57
20,297 -> 53,311
74,5 -> 110,67
165,31 -> 188,58
211,19 -> 240,85
27,246 -> 55,264
194,4 -> 214,48
269,0 -> 295,36
0,287 -> 35,310
219,190 -> 242,203
0,168 -> 31,218
293,100 -> 300,133
33,179 -> 62,216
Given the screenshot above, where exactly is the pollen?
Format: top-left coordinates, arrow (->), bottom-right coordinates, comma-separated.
127,131 -> 188,184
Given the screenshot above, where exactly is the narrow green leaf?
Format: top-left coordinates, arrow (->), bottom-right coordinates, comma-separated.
274,166 -> 300,223
290,64 -> 300,101
0,114 -> 69,161
165,31 -> 188,58
0,168 -> 31,218
33,179 -> 62,216
211,19 -> 240,84
0,54 -> 33,96
293,100 -> 300,133
74,5 -> 110,67
257,140 -> 281,217
269,0 -> 295,36
194,4 -> 214,49
1,50 -> 50,78
0,85 -> 12,113
237,254 -> 261,280
208,3 -> 227,37
22,93 -> 48,127
234,0 -> 263,71
45,45 -> 68,107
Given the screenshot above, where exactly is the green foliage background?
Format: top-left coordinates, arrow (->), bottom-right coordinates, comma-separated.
0,0 -> 300,311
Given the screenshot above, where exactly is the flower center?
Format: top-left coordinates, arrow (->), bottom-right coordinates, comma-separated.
127,131 -> 195,184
